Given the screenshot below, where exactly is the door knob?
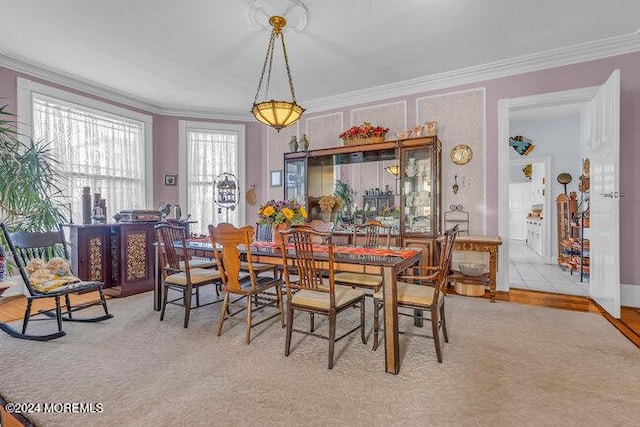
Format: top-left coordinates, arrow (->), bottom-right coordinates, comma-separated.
601,192 -> 614,198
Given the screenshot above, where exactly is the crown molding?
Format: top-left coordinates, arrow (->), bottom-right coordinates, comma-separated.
154,106 -> 252,121
303,30 -> 640,113
2,30 -> 639,119
0,52 -> 253,122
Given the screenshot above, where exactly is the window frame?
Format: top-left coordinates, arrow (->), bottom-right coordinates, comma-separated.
17,77 -> 154,210
178,120 -> 246,227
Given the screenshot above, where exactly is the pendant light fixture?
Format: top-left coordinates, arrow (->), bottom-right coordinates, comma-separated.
251,15 -> 305,131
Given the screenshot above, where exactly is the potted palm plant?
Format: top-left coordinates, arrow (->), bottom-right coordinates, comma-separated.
0,104 -> 69,232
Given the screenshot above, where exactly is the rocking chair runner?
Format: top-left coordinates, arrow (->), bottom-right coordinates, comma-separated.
0,223 -> 112,341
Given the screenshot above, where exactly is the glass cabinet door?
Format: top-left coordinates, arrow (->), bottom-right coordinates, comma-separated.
284,158 -> 306,205
401,146 -> 437,236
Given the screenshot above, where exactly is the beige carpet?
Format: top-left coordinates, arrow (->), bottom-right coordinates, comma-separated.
0,290 -> 639,427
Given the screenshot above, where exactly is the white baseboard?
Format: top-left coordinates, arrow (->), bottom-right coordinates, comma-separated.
621,284 -> 640,308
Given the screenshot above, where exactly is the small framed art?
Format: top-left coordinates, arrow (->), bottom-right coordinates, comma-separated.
164,174 -> 177,186
270,170 -> 282,187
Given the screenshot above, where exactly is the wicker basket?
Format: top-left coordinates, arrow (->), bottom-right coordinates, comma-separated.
342,135 -> 386,146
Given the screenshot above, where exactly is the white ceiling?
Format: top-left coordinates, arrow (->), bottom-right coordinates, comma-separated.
1,0 -> 639,118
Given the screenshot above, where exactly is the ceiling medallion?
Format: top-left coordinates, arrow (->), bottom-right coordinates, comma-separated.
246,0 -> 310,33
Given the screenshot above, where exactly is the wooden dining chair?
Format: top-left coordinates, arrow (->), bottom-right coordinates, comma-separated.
279,225 -> 366,369
208,223 -> 284,344
241,223 -> 279,278
155,223 -> 222,328
333,220 -> 392,294
372,225 -> 459,362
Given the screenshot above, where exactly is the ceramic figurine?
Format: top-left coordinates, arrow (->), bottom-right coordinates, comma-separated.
424,121 -> 438,136
300,134 -> 309,151
288,135 -> 298,153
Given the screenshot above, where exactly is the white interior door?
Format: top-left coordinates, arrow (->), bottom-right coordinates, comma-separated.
590,69 -> 621,318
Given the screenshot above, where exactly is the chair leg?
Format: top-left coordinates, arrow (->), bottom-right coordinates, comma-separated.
195,287 -> 201,307
284,304 -> 294,357
276,284 -> 285,328
359,298 -> 367,344
328,310 -> 337,369
160,284 -> 169,321
245,294 -> 253,345
431,307 -> 443,363
183,286 -> 192,328
309,312 -> 315,332
217,292 -> 230,336
64,294 -> 73,319
99,287 -> 110,316
440,301 -> 449,343
54,296 -> 63,333
372,297 -> 380,351
22,299 -> 33,334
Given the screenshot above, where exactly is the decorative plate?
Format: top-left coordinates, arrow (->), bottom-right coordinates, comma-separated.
450,144 -> 473,165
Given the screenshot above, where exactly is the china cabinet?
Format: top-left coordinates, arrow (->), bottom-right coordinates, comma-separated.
283,137 -> 441,250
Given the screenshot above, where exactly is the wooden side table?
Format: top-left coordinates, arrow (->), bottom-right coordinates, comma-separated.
448,236 -> 502,302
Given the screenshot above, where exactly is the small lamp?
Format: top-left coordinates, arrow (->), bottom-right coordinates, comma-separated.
385,165 -> 399,176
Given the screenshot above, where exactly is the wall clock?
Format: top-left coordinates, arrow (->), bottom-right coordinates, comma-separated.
450,144 -> 473,165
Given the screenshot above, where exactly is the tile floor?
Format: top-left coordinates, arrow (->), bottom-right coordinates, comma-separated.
509,239 -> 589,296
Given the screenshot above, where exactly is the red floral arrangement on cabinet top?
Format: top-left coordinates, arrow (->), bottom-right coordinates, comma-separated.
339,122 -> 389,139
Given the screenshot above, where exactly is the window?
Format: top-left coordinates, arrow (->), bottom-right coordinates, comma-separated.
18,78 -> 153,223
179,121 -> 245,234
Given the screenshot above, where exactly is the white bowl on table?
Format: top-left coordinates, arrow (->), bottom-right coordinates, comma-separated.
458,262 -> 487,277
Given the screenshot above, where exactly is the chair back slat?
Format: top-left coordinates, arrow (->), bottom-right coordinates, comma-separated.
280,225 -> 336,308
256,223 -> 273,242
432,225 -> 459,300
209,223 -> 256,292
0,223 -> 71,296
354,220 -> 391,248
155,223 -> 189,279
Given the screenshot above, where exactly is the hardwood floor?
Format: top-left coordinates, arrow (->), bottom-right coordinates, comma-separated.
0,292 -> 108,324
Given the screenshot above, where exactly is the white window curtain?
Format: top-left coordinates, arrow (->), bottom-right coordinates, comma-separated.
187,129 -> 239,234
32,95 -> 147,222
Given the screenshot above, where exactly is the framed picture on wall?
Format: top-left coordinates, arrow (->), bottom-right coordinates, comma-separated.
270,170 -> 282,187
164,174 -> 177,186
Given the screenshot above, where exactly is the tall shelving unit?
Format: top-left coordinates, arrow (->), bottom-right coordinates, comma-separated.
556,192 -> 578,269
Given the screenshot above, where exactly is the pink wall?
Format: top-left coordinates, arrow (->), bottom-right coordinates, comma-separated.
2,50 -> 639,286
0,66 -> 262,226
299,51 -> 640,286
152,115 -> 263,225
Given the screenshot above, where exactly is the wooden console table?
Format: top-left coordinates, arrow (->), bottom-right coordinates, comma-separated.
448,235 -> 502,302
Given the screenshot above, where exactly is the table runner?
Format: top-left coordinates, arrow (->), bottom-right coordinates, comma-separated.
187,238 -> 418,259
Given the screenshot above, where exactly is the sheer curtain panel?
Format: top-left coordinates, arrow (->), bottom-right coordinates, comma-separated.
187,130 -> 239,233
32,95 -> 147,222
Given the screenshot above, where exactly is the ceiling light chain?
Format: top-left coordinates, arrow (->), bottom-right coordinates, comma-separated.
251,15 -> 305,131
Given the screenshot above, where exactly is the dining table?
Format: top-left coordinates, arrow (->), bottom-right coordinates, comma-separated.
154,239 -> 422,375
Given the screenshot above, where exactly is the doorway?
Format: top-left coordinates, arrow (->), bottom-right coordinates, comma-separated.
497,87 -> 598,297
